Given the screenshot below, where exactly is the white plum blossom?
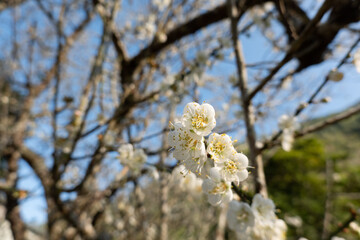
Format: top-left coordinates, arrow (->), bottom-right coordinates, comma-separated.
284,215 -> 303,228
227,194 -> 287,240
146,166 -> 160,181
328,69 -> 344,82
198,157 -> 214,180
248,194 -> 282,240
207,133 -> 236,161
202,167 -> 233,206
180,172 -> 203,192
117,144 -> 146,172
227,201 -> 255,233
278,114 -> 299,131
278,114 -> 299,151
153,0 -> 171,11
251,194 -> 276,220
354,48 -> 360,73
272,219 -> 287,240
118,143 -> 133,159
281,129 -> 295,152
330,237 -> 346,240
171,166 -> 203,193
350,221 -> 360,236
135,15 -> 157,40
215,152 -> 249,184
181,102 -> 216,136
168,102 -> 251,208
168,121 -> 207,174
281,75 -> 292,89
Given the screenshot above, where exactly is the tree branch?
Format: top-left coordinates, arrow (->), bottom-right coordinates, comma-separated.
260,36 -> 360,152
122,0 -> 268,82
246,0 -> 333,102
295,104 -> 360,138
228,0 -> 268,196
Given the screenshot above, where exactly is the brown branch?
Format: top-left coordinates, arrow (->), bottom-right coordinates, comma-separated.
275,0 -> 299,40
334,192 -> 360,199
6,193 -> 25,240
260,36 -> 360,152
295,104 -> 360,138
246,0 -> 333,102
327,209 -> 357,240
94,0 -> 129,63
58,16 -> 111,177
19,146 -> 52,189
20,147 -> 97,238
231,183 -> 252,204
262,104 -> 360,150
122,0 -> 268,82
35,0 -> 56,26
294,36 -> 360,116
0,0 -> 27,12
30,8 -> 95,98
228,0 -> 268,196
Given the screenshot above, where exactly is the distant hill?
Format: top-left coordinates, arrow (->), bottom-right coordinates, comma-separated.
266,105 -> 360,240
309,106 -> 360,162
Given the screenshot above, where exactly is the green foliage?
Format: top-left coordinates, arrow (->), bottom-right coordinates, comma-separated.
266,138 -> 326,240
266,111 -> 360,239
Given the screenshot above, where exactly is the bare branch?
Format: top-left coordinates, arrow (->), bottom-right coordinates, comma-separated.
19,146 -> 52,189
246,0 -> 333,102
295,104 -> 360,138
327,209 -> 357,240
260,36 -> 360,152
122,0 -> 268,82
228,0 -> 268,196
261,104 -> 360,150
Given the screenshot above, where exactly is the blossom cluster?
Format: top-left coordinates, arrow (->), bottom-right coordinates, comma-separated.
171,165 -> 203,194
117,144 -> 147,173
227,194 -> 287,240
168,102 -> 249,206
278,114 -> 299,152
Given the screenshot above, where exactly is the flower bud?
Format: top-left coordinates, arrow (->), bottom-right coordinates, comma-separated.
328,69 -> 344,82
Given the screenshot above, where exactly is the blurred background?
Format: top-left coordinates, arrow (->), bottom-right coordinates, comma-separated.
0,0 -> 360,239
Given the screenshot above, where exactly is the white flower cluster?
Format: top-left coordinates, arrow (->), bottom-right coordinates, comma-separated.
117,144 -> 147,173
171,165 -> 203,193
227,194 -> 287,240
278,114 -> 299,152
168,102 -> 249,206
135,15 -> 157,40
153,0 -> 171,11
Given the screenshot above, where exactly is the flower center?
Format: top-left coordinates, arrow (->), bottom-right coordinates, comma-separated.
178,130 -> 198,151
224,160 -> 238,174
210,182 -> 228,194
210,141 -> 226,157
191,112 -> 208,129
237,211 -> 249,221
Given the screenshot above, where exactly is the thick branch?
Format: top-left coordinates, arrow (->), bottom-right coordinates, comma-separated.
260,36 -> 360,152
19,146 -> 52,189
246,0 -> 333,102
122,0 -> 268,81
296,104 -> 360,138
327,209 -> 357,240
262,104 -> 360,150
228,0 -> 268,196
